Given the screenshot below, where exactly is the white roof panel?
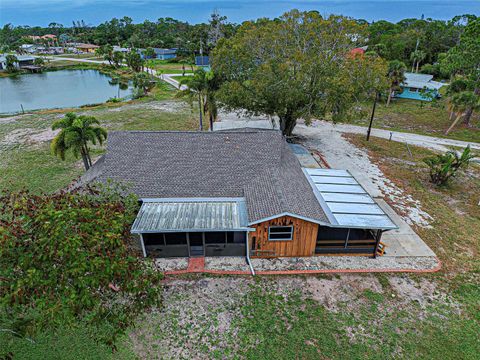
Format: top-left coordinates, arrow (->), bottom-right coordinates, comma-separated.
327,202 -> 384,215
316,184 -> 366,194
303,168 -> 397,230
310,176 -> 358,185
321,193 -> 375,203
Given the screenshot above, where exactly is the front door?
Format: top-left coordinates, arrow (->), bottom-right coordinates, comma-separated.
189,233 -> 204,257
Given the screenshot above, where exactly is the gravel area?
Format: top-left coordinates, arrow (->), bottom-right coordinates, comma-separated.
251,256 -> 439,271
204,256 -> 250,271
203,255 -> 439,272
153,257 -> 188,271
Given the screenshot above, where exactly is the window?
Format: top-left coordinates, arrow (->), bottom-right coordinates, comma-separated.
268,226 -> 293,241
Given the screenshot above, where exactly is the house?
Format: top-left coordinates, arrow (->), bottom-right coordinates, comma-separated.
74,43 -> 100,53
113,45 -> 129,53
153,48 -> 177,60
78,130 -> 397,260
0,54 -> 35,70
195,55 -> 210,69
349,46 -> 368,56
19,44 -> 38,54
396,72 -> 445,101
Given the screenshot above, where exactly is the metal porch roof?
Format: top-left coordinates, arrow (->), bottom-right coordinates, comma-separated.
303,168 -> 397,230
131,198 -> 250,233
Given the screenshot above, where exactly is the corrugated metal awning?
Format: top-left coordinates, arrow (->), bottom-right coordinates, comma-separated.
303,168 -> 397,230
131,198 -> 249,233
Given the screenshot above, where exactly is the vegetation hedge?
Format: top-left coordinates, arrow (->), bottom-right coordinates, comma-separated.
0,184 -> 162,352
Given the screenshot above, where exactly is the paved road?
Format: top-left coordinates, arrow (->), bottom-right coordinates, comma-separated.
305,119 -> 480,152
214,117 -> 480,153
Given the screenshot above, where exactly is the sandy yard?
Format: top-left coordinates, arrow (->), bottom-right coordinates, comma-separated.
128,274 -> 458,359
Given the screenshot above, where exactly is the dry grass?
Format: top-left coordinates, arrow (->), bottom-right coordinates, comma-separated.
346,134 -> 480,275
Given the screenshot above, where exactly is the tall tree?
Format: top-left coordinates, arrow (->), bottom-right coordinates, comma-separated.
4,54 -> 18,73
177,69 -> 220,131
214,10 -> 387,136
125,49 -> 144,72
51,113 -> 107,171
410,49 -> 426,72
445,91 -> 480,134
442,18 -> 480,126
386,60 -> 407,106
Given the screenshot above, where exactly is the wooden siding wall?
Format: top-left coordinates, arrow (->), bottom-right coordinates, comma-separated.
249,216 -> 318,257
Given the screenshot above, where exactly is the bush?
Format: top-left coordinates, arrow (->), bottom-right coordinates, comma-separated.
0,183 -> 162,351
423,146 -> 475,185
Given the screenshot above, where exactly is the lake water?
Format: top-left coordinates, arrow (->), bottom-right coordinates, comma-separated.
0,69 -> 133,114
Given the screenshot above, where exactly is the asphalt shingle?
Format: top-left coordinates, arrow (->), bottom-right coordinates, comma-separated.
80,130 -> 329,224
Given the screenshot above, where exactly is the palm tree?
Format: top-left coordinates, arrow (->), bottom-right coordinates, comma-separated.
410,50 -> 426,73
386,60 -> 406,106
51,113 -> 107,170
177,69 -> 220,131
445,91 -> 480,135
133,72 -> 155,96
5,54 -> 18,73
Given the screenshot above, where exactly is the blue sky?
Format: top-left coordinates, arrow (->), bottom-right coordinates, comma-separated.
1,0 -> 479,26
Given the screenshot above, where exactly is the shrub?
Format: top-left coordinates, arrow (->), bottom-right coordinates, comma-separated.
423,146 -> 475,186
0,183 -> 162,350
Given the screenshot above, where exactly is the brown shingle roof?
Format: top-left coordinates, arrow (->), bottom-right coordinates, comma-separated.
81,130 -> 329,224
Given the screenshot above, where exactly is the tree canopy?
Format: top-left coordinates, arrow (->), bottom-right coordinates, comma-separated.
213,10 -> 388,135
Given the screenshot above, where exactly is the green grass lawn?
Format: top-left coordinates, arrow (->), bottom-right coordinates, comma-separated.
145,59 -> 195,74
0,82 -> 197,193
351,98 -> 480,143
171,75 -> 191,82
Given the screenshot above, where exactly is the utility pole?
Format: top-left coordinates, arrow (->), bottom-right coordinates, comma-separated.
366,92 -> 379,141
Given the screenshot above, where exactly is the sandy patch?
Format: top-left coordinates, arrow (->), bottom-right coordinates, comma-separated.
0,127 -> 59,148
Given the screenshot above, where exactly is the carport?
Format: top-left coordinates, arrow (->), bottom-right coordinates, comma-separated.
131,198 -> 251,258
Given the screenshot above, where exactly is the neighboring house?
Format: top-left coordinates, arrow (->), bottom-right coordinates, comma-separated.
153,48 -> 177,60
74,43 -> 100,53
113,45 -> 130,53
195,55 -> 210,69
396,72 -> 445,101
0,54 -> 35,70
19,44 -> 38,54
349,46 -> 368,56
78,130 -> 397,260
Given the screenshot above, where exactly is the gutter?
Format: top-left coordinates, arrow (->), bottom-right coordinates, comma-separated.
245,231 -> 256,276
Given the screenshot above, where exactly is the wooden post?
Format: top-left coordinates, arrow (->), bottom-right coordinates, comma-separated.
373,230 -> 383,258
344,229 -> 351,249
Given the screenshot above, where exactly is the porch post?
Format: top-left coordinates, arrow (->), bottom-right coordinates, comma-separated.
139,233 -> 147,258
344,229 -> 351,249
373,230 -> 383,258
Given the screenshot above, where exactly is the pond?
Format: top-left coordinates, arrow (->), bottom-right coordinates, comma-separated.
0,69 -> 133,114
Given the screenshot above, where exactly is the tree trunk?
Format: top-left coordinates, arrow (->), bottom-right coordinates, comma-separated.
445,114 -> 463,135
83,142 -> 92,167
462,87 -> 479,126
386,87 -> 393,106
449,111 -> 454,121
280,112 -> 296,137
80,149 -> 90,171
416,61 -> 420,73
209,112 -> 214,131
198,94 -> 203,131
